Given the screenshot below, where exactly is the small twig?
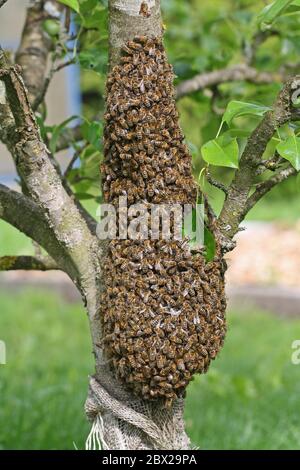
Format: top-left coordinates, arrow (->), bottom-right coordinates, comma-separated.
55,57 -> 76,73
0,0 -> 9,9
255,152 -> 285,175
210,86 -> 225,116
32,55 -> 75,111
206,170 -> 228,196
32,75 -> 52,111
244,30 -> 278,66
63,146 -> 86,181
55,124 -> 83,151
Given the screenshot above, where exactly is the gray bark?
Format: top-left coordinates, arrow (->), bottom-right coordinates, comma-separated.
81,0 -> 191,450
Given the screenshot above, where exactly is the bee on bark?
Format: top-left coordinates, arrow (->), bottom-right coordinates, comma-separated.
132,54 -> 140,66
139,1 -> 151,17
117,358 -> 127,378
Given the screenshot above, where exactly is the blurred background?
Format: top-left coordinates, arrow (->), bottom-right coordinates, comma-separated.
0,0 -> 300,450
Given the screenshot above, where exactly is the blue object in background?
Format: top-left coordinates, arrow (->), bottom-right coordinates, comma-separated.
0,35 -> 82,185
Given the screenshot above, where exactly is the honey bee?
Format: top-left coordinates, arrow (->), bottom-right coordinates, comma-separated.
122,44 -> 134,55
110,132 -> 119,142
135,128 -> 143,140
158,381 -> 173,391
135,35 -> 150,44
117,357 -> 127,377
139,165 -> 149,180
116,127 -> 128,138
149,348 -> 156,362
122,63 -> 134,74
118,117 -> 129,129
120,55 -> 133,64
126,353 -> 136,369
139,1 -> 151,17
156,355 -> 166,369
143,97 -> 152,108
132,54 -> 140,66
145,143 -> 155,156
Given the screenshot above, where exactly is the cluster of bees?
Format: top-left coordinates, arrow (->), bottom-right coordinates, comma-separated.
100,37 -> 227,405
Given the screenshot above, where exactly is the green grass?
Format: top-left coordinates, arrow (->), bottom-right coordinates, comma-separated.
0,290 -> 92,450
0,288 -> 300,450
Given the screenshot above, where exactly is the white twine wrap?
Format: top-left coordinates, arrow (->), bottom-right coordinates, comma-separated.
84,375 -> 190,450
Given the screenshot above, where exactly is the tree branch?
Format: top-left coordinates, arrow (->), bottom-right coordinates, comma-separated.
217,75 -> 300,251
243,166 -> 297,217
206,169 -> 228,196
1,58 -> 97,260
176,64 -> 284,99
55,124 -> 83,151
0,183 -> 76,273
51,62 -> 293,151
0,255 -> 58,271
15,0 -> 63,105
32,53 -> 76,112
0,1 -> 64,194
0,0 -> 9,9
0,57 -> 102,292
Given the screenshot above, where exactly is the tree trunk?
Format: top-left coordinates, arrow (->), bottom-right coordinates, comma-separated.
84,0 -> 190,450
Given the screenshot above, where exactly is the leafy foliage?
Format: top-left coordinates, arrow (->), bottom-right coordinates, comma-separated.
277,134 -> 300,170
257,0 -> 295,30
57,0 -> 80,13
44,0 -> 300,210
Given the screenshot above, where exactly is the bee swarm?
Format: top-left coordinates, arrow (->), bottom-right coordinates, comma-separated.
100,37 -> 227,405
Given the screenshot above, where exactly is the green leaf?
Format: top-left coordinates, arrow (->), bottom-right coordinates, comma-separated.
57,0 -> 80,12
201,135 -> 239,168
81,120 -> 103,151
81,8 -> 107,29
276,135 -> 300,170
79,48 -> 108,74
223,128 -> 253,139
204,227 -> 216,262
257,0 -> 294,30
79,0 -> 98,13
74,192 -> 95,200
222,101 -> 271,126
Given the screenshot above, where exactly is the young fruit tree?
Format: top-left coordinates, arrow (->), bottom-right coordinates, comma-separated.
0,0 -> 300,450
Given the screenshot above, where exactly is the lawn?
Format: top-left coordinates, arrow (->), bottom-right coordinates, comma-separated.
0,288 -> 299,450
